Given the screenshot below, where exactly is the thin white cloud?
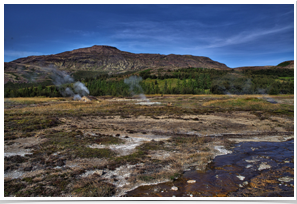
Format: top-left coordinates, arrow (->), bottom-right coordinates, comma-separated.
5,50 -> 43,57
65,29 -> 98,37
206,25 -> 293,48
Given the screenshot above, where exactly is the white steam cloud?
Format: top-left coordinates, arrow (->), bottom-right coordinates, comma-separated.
46,65 -> 89,100
124,76 -> 148,101
73,82 -> 89,96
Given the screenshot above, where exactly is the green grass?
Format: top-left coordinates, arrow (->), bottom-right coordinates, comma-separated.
144,78 -> 192,90
276,77 -> 294,83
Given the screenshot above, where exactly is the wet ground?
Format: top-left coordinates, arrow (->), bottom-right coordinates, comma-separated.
4,95 -> 294,197
125,139 -> 294,197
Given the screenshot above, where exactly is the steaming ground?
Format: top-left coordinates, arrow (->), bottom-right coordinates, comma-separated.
4,95 -> 294,197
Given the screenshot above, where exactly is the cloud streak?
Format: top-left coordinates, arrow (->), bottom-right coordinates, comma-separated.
5,50 -> 43,58
206,25 -> 293,48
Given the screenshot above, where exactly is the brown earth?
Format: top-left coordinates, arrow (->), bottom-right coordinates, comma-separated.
4,95 -> 294,197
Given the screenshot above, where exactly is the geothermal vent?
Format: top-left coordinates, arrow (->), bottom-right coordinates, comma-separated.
79,96 -> 98,102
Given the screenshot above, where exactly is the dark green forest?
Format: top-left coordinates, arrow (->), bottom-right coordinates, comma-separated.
4,67 -> 294,98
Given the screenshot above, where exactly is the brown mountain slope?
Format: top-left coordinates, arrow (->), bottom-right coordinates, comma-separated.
4,45 -> 230,84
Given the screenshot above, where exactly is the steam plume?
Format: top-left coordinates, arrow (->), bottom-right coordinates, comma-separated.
46,65 -> 89,100
124,76 -> 148,100
73,82 -> 89,96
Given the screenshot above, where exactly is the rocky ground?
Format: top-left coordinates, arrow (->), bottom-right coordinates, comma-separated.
4,94 -> 294,197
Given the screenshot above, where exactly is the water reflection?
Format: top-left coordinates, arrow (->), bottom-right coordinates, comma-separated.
126,139 -> 294,197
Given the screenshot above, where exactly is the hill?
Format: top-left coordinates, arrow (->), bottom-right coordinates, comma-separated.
233,60 -> 294,71
4,45 -> 230,84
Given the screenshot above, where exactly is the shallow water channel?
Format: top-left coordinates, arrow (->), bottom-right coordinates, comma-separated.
125,139 -> 294,197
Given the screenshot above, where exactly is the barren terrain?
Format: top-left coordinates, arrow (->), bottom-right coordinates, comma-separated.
4,94 -> 294,197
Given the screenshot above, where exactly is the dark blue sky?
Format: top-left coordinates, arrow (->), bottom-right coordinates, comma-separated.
4,4 -> 294,68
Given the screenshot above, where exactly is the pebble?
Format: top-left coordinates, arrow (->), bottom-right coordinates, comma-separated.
171,186 -> 178,191
246,164 -> 253,168
258,162 -> 271,171
187,180 -> 196,184
190,194 -> 193,197
278,176 -> 293,182
236,175 -> 245,181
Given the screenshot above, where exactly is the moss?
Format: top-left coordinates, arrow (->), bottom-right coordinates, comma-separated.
75,147 -> 115,158
138,175 -> 155,182
111,150 -> 146,168
137,140 -> 168,152
22,177 -> 33,184
72,180 -> 115,197
4,116 -> 60,138
34,131 -> 117,159
4,179 -> 26,197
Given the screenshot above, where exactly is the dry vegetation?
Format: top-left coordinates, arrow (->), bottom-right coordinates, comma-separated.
4,94 -> 294,197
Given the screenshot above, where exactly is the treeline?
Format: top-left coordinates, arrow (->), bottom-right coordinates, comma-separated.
210,68 -> 294,95
4,85 -> 62,98
4,67 -> 294,98
141,76 -> 211,95
139,67 -> 228,80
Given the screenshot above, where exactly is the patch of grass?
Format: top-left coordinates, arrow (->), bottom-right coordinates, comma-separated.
201,97 -> 291,115
4,115 -> 60,140
7,97 -> 64,104
72,177 -> 115,197
14,117 -> 59,132
137,140 -> 168,152
34,131 -> 117,159
22,177 -> 33,184
170,135 -> 213,146
113,150 -> 145,164
4,179 -> 26,197
138,175 -> 155,182
88,135 -> 124,145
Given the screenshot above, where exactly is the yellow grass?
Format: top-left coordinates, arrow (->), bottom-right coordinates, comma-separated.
202,97 -> 281,111
6,97 -> 65,103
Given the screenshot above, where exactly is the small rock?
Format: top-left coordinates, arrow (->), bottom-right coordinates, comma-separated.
246,164 -> 253,168
171,186 -> 178,191
243,181 -> 249,186
215,175 -> 219,178
239,184 -> 243,188
190,194 -> 193,197
236,175 -> 245,181
258,162 -> 271,171
187,180 -> 196,184
278,176 -> 293,182
94,170 -> 103,176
